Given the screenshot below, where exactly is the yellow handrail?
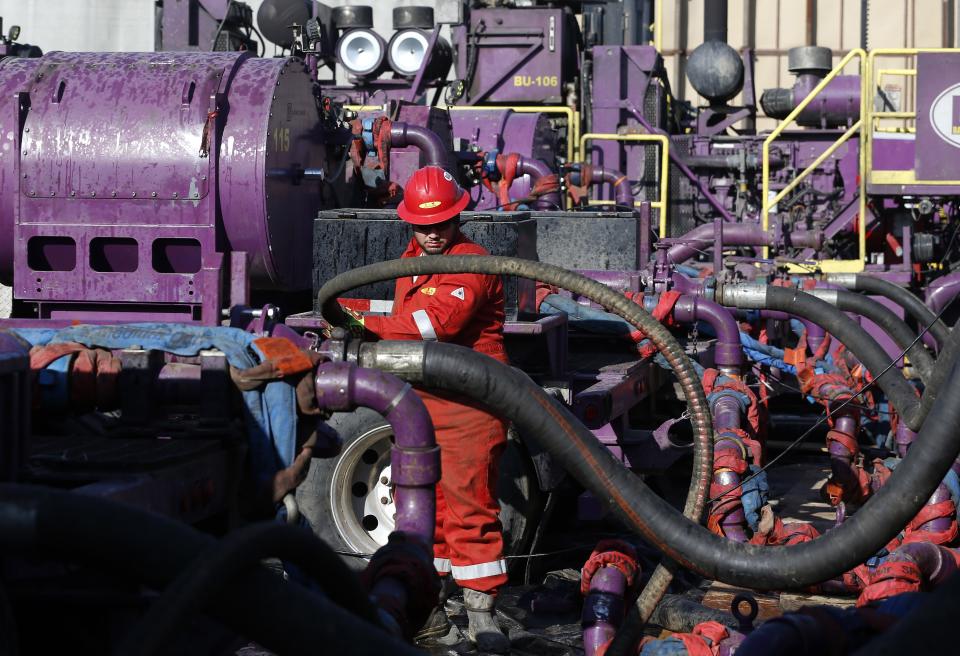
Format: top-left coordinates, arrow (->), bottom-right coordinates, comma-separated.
762,48 -> 866,269
579,132 -> 670,236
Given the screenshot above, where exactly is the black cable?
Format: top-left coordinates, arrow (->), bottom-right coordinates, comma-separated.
117,522 -> 382,656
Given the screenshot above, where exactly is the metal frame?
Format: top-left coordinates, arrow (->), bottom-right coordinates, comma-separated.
866,48 -> 960,186
579,132 -> 670,236
762,48 -> 867,272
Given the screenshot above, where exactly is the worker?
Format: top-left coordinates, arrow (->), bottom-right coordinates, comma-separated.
342,165 -> 511,652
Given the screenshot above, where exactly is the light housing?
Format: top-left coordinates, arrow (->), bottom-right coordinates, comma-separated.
386,29 -> 453,80
336,28 -> 386,78
387,29 -> 430,77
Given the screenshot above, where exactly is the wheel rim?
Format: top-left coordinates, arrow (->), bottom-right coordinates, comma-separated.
329,424 -> 397,555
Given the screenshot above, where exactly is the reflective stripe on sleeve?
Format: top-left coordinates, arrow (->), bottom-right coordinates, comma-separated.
434,558 -> 451,573
412,309 -> 438,340
450,560 -> 508,580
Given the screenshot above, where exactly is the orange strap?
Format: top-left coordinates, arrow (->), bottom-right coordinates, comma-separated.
252,337 -> 315,377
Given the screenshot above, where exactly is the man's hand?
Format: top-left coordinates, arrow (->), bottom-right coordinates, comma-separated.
342,306 -> 366,338
318,306 -> 366,339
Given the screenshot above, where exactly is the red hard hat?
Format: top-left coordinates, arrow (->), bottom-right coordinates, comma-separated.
398,166 -> 470,225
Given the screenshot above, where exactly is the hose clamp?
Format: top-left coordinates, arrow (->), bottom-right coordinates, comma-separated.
824,273 -> 857,288
806,288 -> 839,305
719,284 -> 767,309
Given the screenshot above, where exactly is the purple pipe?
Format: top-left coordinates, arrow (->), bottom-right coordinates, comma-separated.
389,122 -> 448,169
828,414 -> 859,503
581,567 -> 627,656
895,423 -> 917,458
314,361 -> 439,544
516,156 -> 562,210
712,395 -> 750,543
713,396 -> 744,430
664,224 -> 822,265
758,309 -> 827,355
672,295 -> 744,371
926,272 -> 960,314
913,484 -> 955,536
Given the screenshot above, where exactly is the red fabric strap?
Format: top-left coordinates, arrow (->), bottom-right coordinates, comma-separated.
252,337 -> 315,377
580,539 -> 640,596
857,560 -> 922,607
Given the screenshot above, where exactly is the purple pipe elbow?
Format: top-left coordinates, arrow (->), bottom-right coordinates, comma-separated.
314,361 -> 440,545
926,272 -> 960,314
517,156 -> 562,210
673,295 -> 743,370
389,122 -> 448,169
758,309 -> 826,355
587,165 -> 634,209
582,566 -> 627,656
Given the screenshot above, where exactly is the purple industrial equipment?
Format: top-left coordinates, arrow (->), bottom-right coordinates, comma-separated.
760,46 -> 861,128
452,6 -> 579,105
0,51 -> 341,324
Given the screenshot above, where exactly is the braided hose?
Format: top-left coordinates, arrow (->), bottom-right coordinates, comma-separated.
318,255 -> 715,640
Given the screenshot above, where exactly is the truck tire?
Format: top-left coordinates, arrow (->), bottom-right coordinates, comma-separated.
297,408 -> 543,571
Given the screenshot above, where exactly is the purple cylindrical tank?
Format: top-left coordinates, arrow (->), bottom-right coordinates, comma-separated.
0,51 -> 333,322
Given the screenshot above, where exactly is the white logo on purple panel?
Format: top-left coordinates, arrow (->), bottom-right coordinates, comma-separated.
929,83 -> 960,148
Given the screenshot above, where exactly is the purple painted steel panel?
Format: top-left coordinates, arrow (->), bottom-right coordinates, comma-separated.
587,46 -> 663,203
872,134 -> 916,171
916,52 -> 960,181
454,8 -> 576,104
0,56 -> 44,284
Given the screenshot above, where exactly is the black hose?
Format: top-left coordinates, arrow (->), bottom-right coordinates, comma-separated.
0,486 -> 422,656
360,339 -> 960,591
117,522 -> 382,656
319,257 -> 960,647
918,317 -> 960,422
851,275 -> 950,348
729,285 -> 925,431
829,289 -> 935,383
317,255 -> 715,638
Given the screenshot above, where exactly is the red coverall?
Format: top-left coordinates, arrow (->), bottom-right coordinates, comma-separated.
362,232 -> 509,594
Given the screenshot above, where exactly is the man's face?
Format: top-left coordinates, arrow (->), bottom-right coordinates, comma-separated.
412,218 -> 460,254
